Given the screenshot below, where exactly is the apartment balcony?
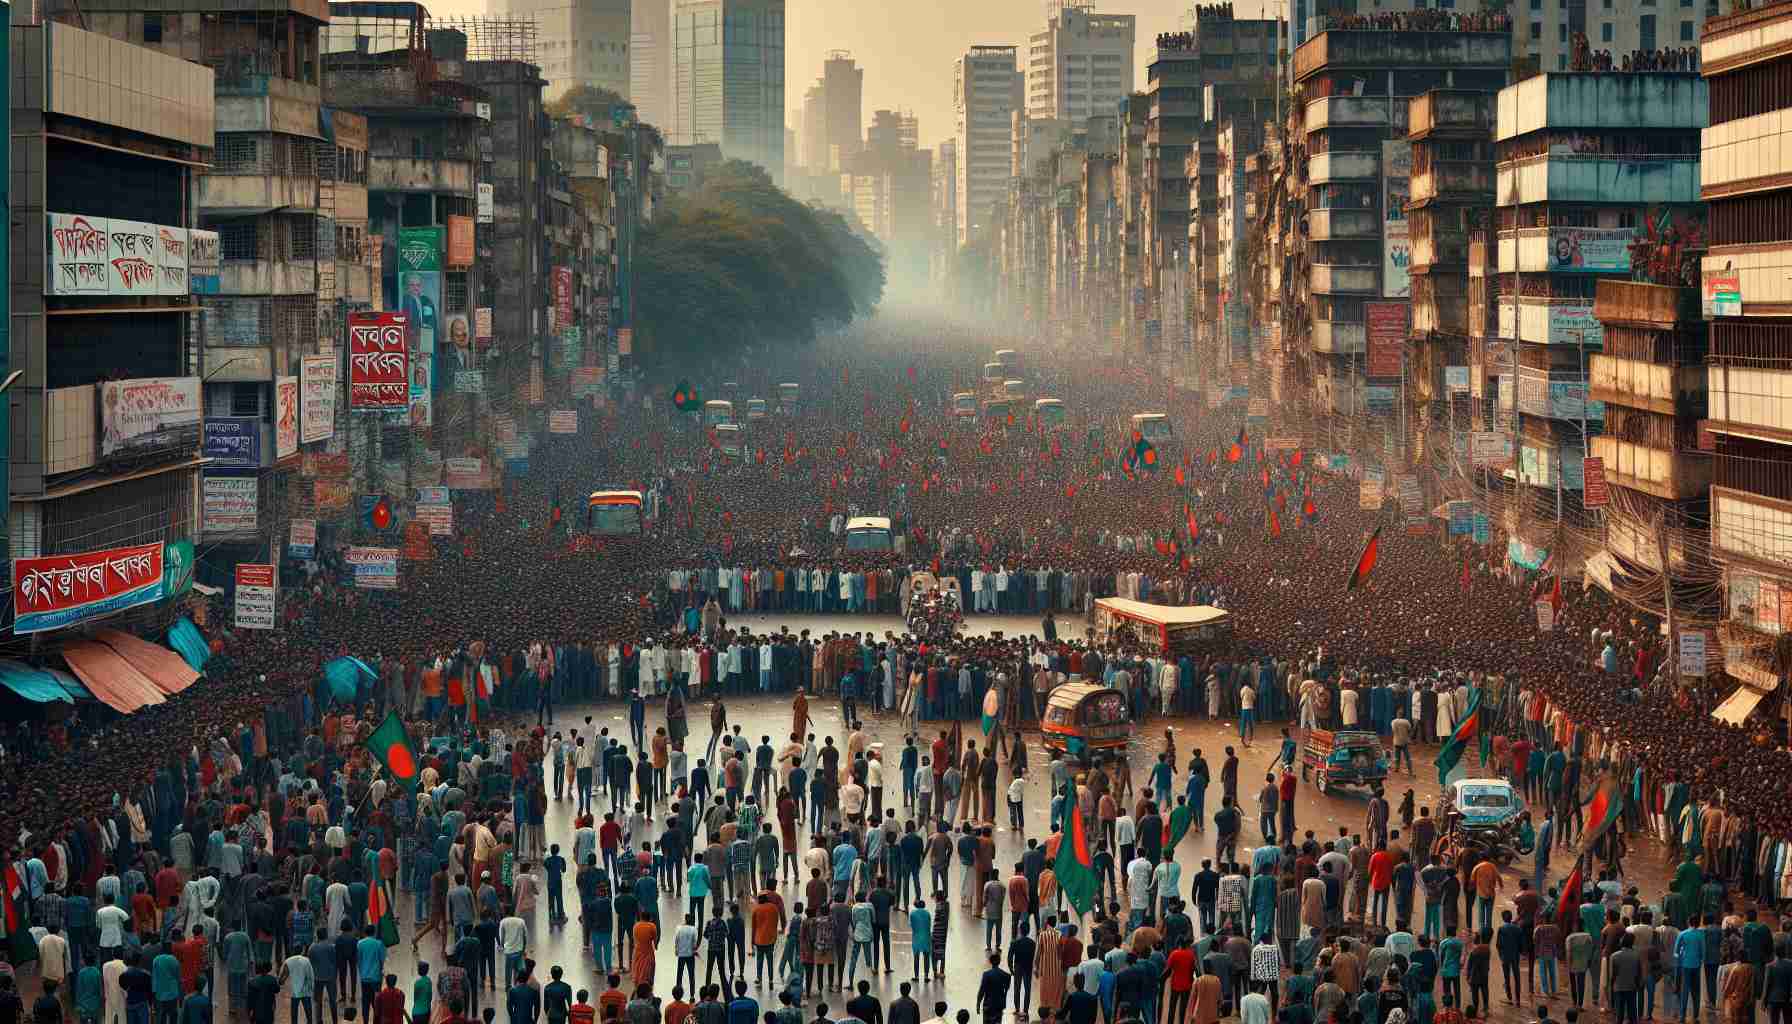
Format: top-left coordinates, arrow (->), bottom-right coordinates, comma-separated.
1413,274 -> 1467,335
1711,485 -> 1792,572
1517,296 -> 1604,347
1593,278 -> 1702,328
1411,225 -> 1469,269
1494,73 -> 1708,142
1311,263 -> 1378,294
1293,29 -> 1512,84
200,172 -> 319,216
1307,208 -> 1379,240
1309,150 -> 1380,184
1707,361 -> 1792,443
218,258 -> 318,297
337,260 -> 375,305
1408,89 -> 1496,140
1305,95 -> 1391,132
1497,155 -> 1702,207
1312,319 -> 1366,353
1589,354 -> 1707,416
1410,161 -> 1495,205
369,156 -> 477,195
1590,434 -> 1712,501
1702,107 -> 1792,199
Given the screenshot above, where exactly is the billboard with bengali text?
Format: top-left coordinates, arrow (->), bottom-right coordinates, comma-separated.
12,543 -> 166,634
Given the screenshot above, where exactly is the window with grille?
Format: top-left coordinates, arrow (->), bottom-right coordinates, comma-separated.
230,382 -> 264,418
445,273 -> 471,313
215,135 -> 261,174
219,222 -> 260,261
289,215 -> 318,260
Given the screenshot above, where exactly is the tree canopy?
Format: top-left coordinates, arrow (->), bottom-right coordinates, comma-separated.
634,160 -> 884,364
545,84 -> 631,125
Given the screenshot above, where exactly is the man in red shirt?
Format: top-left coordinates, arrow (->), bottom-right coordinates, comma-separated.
171,929 -> 206,994
663,990 -> 693,1024
372,975 -> 407,1024
1164,939 -> 1198,1024
1369,842 -> 1396,931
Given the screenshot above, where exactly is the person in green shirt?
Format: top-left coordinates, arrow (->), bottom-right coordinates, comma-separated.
1439,932 -> 1465,1009
413,962 -> 434,1024
73,965 -> 104,1024
154,949 -> 184,1024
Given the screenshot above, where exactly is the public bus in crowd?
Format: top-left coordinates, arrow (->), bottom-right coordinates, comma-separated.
982,398 -> 1013,423
587,490 -> 646,535
704,399 -> 736,428
713,423 -> 745,457
1003,378 -> 1027,401
1132,412 -> 1173,444
1035,397 -> 1067,428
746,397 -> 769,421
1092,597 -> 1233,656
994,348 -> 1021,373
844,515 -> 894,551
952,392 -> 979,419
982,362 -> 1005,385
778,382 -> 801,413
720,381 -> 741,402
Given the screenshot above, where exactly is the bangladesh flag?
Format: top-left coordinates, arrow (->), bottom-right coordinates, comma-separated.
1053,778 -> 1098,918
1347,525 -> 1383,591
981,687 -> 1001,737
1167,802 -> 1193,850
3,863 -> 35,966
366,874 -> 400,947
365,711 -> 422,793
1572,767 -> 1626,860
1434,687 -> 1483,785
1555,858 -> 1585,937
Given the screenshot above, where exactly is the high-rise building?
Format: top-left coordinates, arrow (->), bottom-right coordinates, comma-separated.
801,83 -> 828,170
1698,4 -> 1788,720
1026,5 -> 1135,124
898,111 -> 920,150
670,0 -> 785,181
933,138 -> 959,278
821,52 -> 864,167
494,0 -> 631,99
631,0 -> 671,125
954,45 -> 1023,245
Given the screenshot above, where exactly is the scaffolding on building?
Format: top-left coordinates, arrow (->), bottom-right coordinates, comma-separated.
434,15 -> 537,64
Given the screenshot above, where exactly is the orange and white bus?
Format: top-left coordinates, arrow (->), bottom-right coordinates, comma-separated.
587,490 -> 645,535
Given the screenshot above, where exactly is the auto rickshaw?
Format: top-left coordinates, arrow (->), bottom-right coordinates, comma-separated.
1298,729 -> 1390,795
1041,682 -> 1131,764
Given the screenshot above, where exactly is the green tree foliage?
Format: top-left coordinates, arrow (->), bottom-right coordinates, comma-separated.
635,160 -> 883,364
544,84 -> 631,124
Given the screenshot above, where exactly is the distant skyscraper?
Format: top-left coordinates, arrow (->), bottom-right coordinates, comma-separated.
801,82 -> 827,170
954,45 -> 1023,245
820,52 -> 864,167
492,0 -> 632,100
1025,6 -> 1135,123
630,0 -> 670,125
897,111 -> 919,150
670,0 -> 786,181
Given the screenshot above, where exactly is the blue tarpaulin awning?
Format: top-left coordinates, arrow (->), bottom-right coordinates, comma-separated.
167,618 -> 212,673
0,659 -> 89,704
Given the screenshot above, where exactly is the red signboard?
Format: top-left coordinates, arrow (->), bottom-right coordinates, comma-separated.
1366,302 -> 1409,378
1581,455 -> 1610,508
553,267 -> 574,331
13,542 -> 165,634
347,311 -> 410,410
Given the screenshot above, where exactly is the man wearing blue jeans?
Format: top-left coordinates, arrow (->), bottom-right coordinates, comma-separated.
1674,916 -> 1706,1021
355,926 -> 386,1023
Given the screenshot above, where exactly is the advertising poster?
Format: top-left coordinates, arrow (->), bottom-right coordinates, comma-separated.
12,543 -> 166,634
275,375 -> 299,459
1704,269 -> 1741,317
1548,227 -> 1635,272
46,213 -> 190,297
474,307 -> 493,341
403,521 -> 433,561
234,563 -> 277,629
396,227 -> 441,391
300,354 -> 337,443
345,547 -> 399,589
348,311 -> 410,410
410,358 -> 433,429
100,377 -> 201,458
189,229 -> 220,293
441,313 -> 477,379
203,477 -> 259,535
548,410 -> 579,434
203,418 -> 260,470
445,215 -> 474,268
1381,140 -> 1412,299
289,519 -> 318,559
1678,630 -> 1707,677
553,266 -> 574,330
1365,303 -> 1409,378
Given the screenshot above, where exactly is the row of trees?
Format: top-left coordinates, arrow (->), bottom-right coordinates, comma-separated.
635,161 -> 885,364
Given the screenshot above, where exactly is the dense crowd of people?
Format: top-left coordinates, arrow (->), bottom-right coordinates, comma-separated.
3,319 -> 1791,1024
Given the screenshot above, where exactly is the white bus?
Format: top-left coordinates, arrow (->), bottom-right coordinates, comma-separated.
1132,412 -> 1172,443
703,400 -> 736,428
1035,398 -> 1067,428
844,515 -> 894,551
778,382 -> 801,413
587,490 -> 645,535
746,398 -> 769,421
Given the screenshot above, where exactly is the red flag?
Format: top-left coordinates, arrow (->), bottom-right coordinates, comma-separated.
1186,506 -> 1199,542
1268,507 -> 1282,539
1180,554 -> 1192,571
1155,539 -> 1170,556
1347,525 -> 1383,591
931,556 -> 941,574
1462,559 -> 1472,592
1291,451 -> 1305,467
1302,497 -> 1317,519
1066,483 -> 1078,498
755,448 -> 765,464
1207,449 -> 1218,466
907,365 -> 917,382
1550,573 -> 1563,617
1174,466 -> 1185,486
1227,444 -> 1242,463
899,417 -> 910,433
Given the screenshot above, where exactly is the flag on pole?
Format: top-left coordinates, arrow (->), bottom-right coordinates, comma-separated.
981,688 -> 1001,736
1556,858 -> 1586,937
1053,777 -> 1098,918
1435,687 -> 1483,784
1347,525 -> 1383,591
1572,766 -> 1627,861
364,711 -> 422,792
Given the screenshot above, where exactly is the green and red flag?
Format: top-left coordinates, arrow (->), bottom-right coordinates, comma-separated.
1434,686 -> 1483,785
672,379 -> 702,412
981,687 -> 1001,736
366,873 -> 400,947
1347,525 -> 1383,591
365,711 -> 422,793
1572,766 -> 1627,860
1053,776 -> 1098,918
1555,858 -> 1586,936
